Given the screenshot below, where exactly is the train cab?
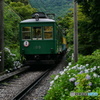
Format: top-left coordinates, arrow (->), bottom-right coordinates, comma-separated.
19,12 -> 67,65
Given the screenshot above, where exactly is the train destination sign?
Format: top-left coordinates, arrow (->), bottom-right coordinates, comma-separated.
24,41 -> 30,47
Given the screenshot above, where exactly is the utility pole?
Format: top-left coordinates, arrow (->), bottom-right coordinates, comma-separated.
0,0 -> 4,72
73,0 -> 78,62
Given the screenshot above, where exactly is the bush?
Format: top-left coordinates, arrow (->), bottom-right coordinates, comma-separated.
4,47 -> 22,71
77,49 -> 100,67
44,49 -> 100,100
4,47 -> 16,69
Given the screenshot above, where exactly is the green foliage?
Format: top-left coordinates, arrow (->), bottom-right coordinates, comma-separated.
4,1 -> 37,70
77,0 -> 100,55
66,46 -> 74,63
5,0 -> 29,5
4,3 -> 21,47
9,2 -> 37,19
3,0 -> 38,71
44,50 -> 100,100
5,0 -> 11,4
29,0 -> 73,17
58,3 -> 100,55
68,73 -> 100,100
57,10 -> 73,46
77,49 -> 100,67
4,47 -> 16,69
4,1 -> 37,47
4,47 -> 22,70
77,6 -> 94,55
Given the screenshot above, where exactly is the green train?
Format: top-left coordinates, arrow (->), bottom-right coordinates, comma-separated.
19,12 -> 67,65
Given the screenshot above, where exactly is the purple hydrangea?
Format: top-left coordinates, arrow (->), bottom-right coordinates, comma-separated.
88,82 -> 92,86
74,82 -> 79,86
86,75 -> 91,80
69,78 -> 76,82
78,71 -> 84,74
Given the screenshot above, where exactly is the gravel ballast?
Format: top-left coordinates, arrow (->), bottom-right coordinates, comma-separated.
24,59 -> 66,100
0,71 -> 44,100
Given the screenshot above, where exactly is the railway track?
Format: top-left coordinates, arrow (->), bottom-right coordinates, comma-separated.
0,66 -> 30,82
0,55 -> 66,100
13,68 -> 52,100
0,65 -> 53,100
23,54 -> 66,100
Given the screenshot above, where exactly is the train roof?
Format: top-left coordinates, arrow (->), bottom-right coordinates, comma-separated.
20,18 -> 55,23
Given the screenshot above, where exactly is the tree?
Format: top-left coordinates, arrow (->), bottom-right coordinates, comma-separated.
4,3 -> 21,47
57,10 -> 73,45
5,0 -> 28,5
4,1 -> 37,47
76,0 -> 100,54
58,4 -> 100,55
9,2 -> 37,19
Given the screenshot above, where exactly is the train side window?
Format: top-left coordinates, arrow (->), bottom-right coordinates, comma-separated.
32,27 -> 42,40
22,27 -> 31,39
44,26 -> 53,40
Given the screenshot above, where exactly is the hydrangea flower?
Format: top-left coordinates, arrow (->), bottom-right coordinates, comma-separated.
50,81 -> 54,86
10,53 -> 16,56
69,75 -> 71,77
66,66 -> 69,69
54,75 -> 59,80
71,66 -> 77,69
74,82 -> 79,86
5,47 -> 16,56
93,73 -> 97,77
59,71 -> 64,75
80,65 -> 83,67
49,87 -> 52,90
69,77 -> 76,82
5,47 -> 11,53
85,69 -> 89,73
92,66 -> 96,71
82,66 -> 86,69
78,71 -> 84,74
97,66 -> 100,68
76,64 -> 79,67
86,75 -> 91,80
68,62 -> 72,66
64,68 -> 67,72
86,64 -> 89,66
73,74 -> 76,76
88,82 -> 92,86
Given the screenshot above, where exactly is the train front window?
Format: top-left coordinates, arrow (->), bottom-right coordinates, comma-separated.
44,26 -> 53,40
22,27 -> 31,39
32,27 -> 42,40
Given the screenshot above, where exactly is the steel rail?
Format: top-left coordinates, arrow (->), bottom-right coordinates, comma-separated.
0,66 -> 30,82
13,67 -> 52,100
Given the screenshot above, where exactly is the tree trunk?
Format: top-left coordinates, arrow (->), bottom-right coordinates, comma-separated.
0,0 -> 4,72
